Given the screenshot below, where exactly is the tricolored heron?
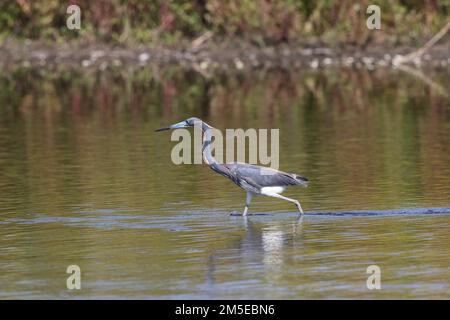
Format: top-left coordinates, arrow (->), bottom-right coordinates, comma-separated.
156,117 -> 309,216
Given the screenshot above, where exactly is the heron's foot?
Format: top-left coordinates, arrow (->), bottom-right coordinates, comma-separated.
295,201 -> 304,215
229,211 -> 242,216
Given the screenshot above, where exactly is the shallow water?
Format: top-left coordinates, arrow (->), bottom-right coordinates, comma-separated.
0,67 -> 449,299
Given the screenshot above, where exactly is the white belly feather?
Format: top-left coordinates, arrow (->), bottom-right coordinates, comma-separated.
261,186 -> 285,195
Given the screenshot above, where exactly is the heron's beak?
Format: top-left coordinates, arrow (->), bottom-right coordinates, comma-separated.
155,121 -> 188,132
155,126 -> 170,132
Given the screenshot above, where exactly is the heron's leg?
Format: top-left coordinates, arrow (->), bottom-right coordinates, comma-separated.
262,192 -> 304,215
243,192 -> 253,216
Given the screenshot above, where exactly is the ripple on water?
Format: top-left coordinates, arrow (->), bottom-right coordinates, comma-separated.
1,207 -> 449,232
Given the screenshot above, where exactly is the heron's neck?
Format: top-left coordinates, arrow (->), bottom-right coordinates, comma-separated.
200,122 -> 217,165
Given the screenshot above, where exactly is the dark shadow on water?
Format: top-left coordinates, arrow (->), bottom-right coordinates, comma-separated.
308,207 -> 450,217
225,207 -> 450,221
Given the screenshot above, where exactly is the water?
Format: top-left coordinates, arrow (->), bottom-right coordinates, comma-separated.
0,66 -> 449,299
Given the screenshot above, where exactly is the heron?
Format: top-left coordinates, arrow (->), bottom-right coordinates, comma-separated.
156,117 -> 309,216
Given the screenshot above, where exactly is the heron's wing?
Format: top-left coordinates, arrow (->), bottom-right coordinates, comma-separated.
227,163 -> 308,188
210,162 -> 260,193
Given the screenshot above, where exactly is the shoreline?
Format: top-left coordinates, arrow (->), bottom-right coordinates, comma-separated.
1,39 -> 450,71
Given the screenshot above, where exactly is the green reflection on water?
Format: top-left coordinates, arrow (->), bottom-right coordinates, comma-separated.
0,67 -> 449,299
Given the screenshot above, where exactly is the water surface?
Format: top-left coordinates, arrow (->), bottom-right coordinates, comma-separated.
0,67 -> 449,299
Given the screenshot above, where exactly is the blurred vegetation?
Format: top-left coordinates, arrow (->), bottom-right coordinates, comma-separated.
0,1 -> 449,46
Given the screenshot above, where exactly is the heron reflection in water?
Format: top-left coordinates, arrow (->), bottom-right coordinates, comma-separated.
156,117 -> 309,216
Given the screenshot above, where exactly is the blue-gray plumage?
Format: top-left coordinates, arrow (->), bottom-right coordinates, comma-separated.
156,117 -> 309,216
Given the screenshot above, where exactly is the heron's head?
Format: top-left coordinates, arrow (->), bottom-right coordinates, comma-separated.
155,117 -> 204,132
